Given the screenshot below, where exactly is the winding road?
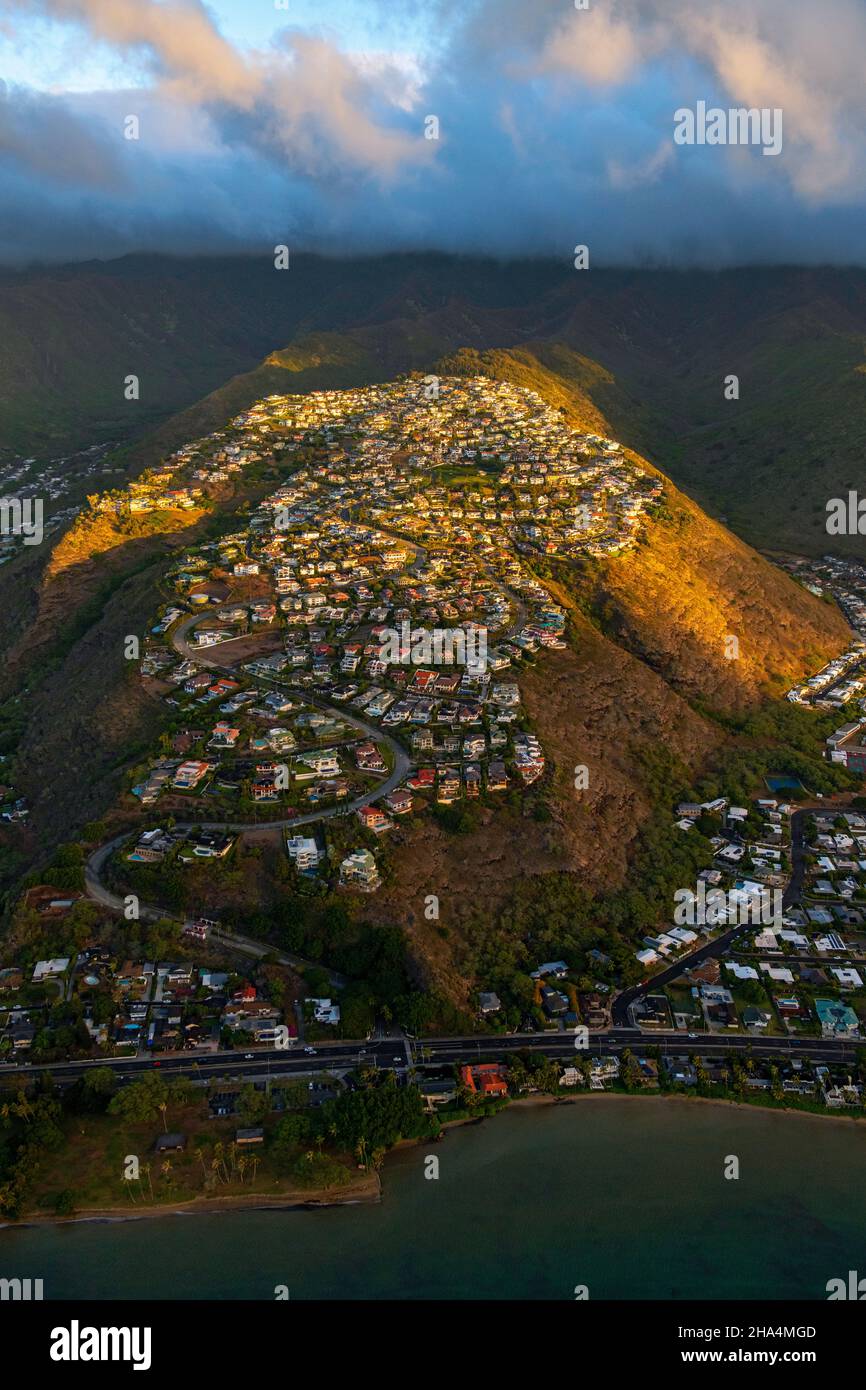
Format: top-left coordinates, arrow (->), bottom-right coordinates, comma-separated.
83,608 -> 414,972
169,611 -> 412,827
85,601 -> 842,1047
84,832 -> 347,986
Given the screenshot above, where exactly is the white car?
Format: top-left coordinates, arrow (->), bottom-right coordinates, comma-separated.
303,1046 -> 317,1055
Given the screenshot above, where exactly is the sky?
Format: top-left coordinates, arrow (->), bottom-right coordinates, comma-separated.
1,0 -> 865,267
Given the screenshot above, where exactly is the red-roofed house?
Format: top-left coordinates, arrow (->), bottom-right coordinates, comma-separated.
460,1063 -> 509,1098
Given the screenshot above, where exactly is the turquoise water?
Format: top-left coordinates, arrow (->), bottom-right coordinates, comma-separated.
765,776 -> 805,791
2,1098 -> 865,1300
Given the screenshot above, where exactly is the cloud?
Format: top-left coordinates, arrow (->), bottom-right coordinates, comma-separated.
525,0 -> 866,201
0,80 -> 126,189
2,0 -> 866,265
536,3 -> 657,86
606,139 -> 673,191
9,0 -> 258,106
5,0 -> 427,178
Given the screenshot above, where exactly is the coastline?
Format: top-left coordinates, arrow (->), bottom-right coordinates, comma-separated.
507,1088 -> 866,1126
6,1171 -> 381,1230
6,1088 -> 862,1231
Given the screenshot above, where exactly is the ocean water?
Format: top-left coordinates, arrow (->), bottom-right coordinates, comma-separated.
2,1098 -> 865,1301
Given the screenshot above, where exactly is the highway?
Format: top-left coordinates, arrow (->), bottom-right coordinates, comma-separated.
408,1029 -> 862,1064
2,1027 -> 862,1092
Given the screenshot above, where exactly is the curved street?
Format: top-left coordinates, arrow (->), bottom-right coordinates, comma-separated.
83,609 -> 414,975
84,614 -> 850,1054
166,612 -> 413,829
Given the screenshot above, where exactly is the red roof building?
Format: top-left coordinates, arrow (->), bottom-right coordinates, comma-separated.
460,1063 -> 509,1097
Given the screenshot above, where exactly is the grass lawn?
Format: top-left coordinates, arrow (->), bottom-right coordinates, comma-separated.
665,984 -> 702,1025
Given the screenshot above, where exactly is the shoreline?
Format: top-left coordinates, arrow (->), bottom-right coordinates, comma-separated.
5,1089 -> 861,1231
508,1087 -> 866,1126
5,1171 -> 381,1230
508,1089 -> 866,1123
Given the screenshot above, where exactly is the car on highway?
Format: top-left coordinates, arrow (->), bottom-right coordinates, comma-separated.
303,1046 -> 317,1055
687,1032 -> 698,1039
244,1054 -> 254,1060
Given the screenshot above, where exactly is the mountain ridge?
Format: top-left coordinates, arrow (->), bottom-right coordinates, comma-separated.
3,254 -> 865,559
0,342 -> 850,931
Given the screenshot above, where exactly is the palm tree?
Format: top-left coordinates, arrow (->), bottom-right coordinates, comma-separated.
619,1047 -> 634,1090
213,1142 -> 229,1184
12,1092 -> 33,1123
158,1101 -> 168,1132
